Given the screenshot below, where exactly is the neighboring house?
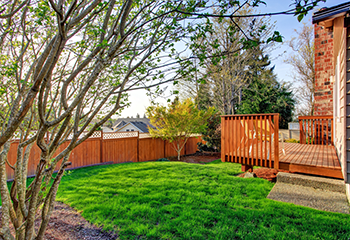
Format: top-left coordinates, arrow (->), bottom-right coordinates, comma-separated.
101,126 -> 114,132
112,118 -> 155,133
312,2 -> 350,200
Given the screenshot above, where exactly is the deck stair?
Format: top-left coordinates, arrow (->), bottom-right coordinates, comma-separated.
267,172 -> 349,214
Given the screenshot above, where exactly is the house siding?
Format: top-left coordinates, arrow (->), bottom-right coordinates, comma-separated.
333,17 -> 346,183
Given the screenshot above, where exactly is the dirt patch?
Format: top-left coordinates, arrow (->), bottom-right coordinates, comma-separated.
0,202 -> 117,240
238,168 -> 290,182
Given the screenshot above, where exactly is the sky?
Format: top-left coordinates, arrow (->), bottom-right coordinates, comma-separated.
118,0 -> 347,119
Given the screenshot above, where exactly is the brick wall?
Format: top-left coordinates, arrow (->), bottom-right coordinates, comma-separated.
314,24 -> 334,116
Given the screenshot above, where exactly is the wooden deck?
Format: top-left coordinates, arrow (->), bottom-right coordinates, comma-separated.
221,114 -> 342,179
224,143 -> 342,179
279,143 -> 342,179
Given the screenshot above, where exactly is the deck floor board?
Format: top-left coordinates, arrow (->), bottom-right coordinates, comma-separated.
280,143 -> 340,170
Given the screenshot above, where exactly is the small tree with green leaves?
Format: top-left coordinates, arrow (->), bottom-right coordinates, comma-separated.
147,98 -> 214,160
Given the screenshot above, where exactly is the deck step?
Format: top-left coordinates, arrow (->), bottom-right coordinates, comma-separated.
276,172 -> 346,193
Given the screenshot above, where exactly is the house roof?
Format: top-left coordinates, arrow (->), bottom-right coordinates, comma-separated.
112,118 -> 155,133
115,120 -> 127,128
129,121 -> 150,133
312,2 -> 350,24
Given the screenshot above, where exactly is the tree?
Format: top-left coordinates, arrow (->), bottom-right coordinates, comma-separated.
198,111 -> 221,152
147,98 -> 214,160
237,72 -> 295,129
0,1 -> 209,239
284,24 -> 315,116
179,6 -> 277,115
0,1 -> 323,239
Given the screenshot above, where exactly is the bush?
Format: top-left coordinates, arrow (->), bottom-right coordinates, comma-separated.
197,142 -> 219,152
199,112 -> 221,151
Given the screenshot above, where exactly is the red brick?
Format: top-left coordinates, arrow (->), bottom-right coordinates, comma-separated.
314,23 -> 333,115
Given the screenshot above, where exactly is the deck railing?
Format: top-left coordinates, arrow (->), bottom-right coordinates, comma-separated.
221,113 -> 280,169
298,116 -> 333,145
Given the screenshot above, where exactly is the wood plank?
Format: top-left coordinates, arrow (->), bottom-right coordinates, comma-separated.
289,164 -> 343,179
289,143 -> 308,165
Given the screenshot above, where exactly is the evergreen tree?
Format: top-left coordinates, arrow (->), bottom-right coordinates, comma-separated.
237,76 -> 295,129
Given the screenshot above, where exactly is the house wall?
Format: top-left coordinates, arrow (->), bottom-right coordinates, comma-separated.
332,17 -> 347,183
315,17 -> 349,202
121,125 -> 139,132
314,24 -> 334,116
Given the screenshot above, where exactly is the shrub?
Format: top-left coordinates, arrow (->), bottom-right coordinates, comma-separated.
199,112 -> 221,152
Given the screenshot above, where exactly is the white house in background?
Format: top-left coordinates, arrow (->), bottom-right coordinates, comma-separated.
112,118 -> 155,133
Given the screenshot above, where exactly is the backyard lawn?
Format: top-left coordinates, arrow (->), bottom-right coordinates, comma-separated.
56,160 -> 350,239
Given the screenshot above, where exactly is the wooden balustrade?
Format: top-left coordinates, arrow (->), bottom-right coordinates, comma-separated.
221,113 -> 280,169
298,116 -> 333,145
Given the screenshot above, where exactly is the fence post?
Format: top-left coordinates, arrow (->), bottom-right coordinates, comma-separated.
274,114 -> 279,169
137,131 -> 140,162
100,131 -> 103,163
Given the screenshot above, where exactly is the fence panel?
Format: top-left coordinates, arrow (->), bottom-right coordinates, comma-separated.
165,140 -> 185,158
6,132 -> 203,179
298,116 -> 333,145
185,136 -> 202,155
139,138 -> 165,161
102,137 -> 138,163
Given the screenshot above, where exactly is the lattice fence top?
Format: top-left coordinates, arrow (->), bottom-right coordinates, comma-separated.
103,131 -> 138,139
10,130 -> 196,142
66,131 -> 102,140
12,131 -> 38,141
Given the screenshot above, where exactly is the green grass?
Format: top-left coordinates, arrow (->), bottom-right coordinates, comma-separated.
55,161 -> 350,239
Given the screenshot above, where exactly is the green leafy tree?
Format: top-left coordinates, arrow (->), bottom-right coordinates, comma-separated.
147,98 -> 215,160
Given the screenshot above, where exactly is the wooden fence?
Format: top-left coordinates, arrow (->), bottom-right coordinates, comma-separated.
221,114 -> 280,169
298,116 -> 333,145
6,132 -> 203,179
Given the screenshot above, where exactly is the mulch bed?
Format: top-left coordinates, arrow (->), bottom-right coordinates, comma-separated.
0,202 -> 118,240
237,168 -> 290,182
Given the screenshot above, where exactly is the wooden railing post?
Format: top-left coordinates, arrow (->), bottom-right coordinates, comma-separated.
299,118 -> 303,144
274,114 -> 279,169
